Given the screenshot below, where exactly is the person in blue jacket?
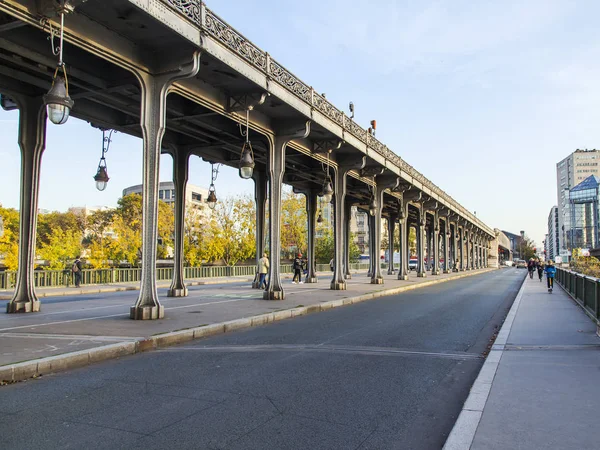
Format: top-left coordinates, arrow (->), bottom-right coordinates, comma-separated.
544,260 -> 556,292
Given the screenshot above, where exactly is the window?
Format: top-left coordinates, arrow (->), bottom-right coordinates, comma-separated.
165,190 -> 170,200
192,192 -> 202,202
159,190 -> 164,200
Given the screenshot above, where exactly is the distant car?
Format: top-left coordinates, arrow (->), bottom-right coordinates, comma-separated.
408,258 -> 418,271
515,260 -> 527,269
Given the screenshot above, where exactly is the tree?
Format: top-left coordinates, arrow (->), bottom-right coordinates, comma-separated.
281,191 -> 307,258
211,196 -> 256,266
517,234 -> 537,260
37,211 -> 84,249
0,206 -> 19,271
37,227 -> 83,270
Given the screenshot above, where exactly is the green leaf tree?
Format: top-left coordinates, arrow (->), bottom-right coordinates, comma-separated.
0,206 -> 19,271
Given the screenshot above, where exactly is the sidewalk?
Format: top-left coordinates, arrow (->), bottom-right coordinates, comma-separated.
0,267 -> 494,382
444,273 -> 600,450
0,275 -> 258,300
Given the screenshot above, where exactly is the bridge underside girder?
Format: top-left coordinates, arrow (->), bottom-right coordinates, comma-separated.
0,0 -> 493,316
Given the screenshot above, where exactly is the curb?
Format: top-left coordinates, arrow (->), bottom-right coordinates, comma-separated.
442,272 -> 527,450
0,268 -> 496,384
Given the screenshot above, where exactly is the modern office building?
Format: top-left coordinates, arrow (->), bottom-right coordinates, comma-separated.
568,175 -> 600,251
546,206 -> 559,260
556,149 -> 600,255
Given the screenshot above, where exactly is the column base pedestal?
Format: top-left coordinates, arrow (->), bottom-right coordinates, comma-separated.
371,277 -> 384,284
398,274 -> 409,281
167,287 -> 188,297
387,270 -> 396,275
6,300 -> 40,313
330,281 -> 347,290
344,273 -> 352,280
130,305 -> 164,320
431,270 -> 441,275
452,268 -> 459,273
443,270 -> 451,274
305,277 -> 318,284
417,272 -> 427,278
263,289 -> 285,300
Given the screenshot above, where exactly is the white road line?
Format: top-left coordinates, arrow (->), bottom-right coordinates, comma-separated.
0,297 -> 252,332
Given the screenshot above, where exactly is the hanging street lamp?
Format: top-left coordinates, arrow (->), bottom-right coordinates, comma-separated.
320,149 -> 334,203
207,162 -> 220,209
93,128 -> 114,191
239,109 -> 255,179
317,211 -> 323,223
321,177 -> 333,203
43,2 -> 74,125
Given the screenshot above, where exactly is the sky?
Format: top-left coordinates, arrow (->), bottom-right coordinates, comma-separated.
2,0 -> 600,247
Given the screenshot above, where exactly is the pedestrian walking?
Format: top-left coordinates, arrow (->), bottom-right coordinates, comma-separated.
292,253 -> 304,284
537,260 -> 544,282
72,256 -> 82,288
257,253 -> 269,289
329,258 -> 334,272
545,260 -> 556,293
527,258 -> 535,279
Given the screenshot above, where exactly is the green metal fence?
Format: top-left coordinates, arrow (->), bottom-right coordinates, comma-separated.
0,263 -> 371,290
555,268 -> 600,324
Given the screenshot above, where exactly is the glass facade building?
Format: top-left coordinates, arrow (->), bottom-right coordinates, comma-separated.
569,175 -> 600,250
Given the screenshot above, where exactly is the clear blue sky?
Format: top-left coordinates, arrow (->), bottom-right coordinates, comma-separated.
2,0 -> 599,247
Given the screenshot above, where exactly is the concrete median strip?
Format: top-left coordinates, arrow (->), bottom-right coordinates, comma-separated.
0,268 -> 496,384
442,272 -> 526,450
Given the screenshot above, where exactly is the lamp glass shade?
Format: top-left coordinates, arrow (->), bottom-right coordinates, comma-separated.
239,146 -> 255,179
43,76 -> 74,125
317,212 -> 323,223
321,180 -> 333,203
239,165 -> 253,179
93,166 -> 109,192
207,189 -> 217,209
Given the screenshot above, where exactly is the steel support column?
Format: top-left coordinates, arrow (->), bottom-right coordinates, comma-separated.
398,198 -> 409,281
344,199 -> 353,280
7,95 -> 46,314
443,218 -> 451,274
432,210 -> 441,275
264,121 -> 311,300
417,204 -> 427,278
332,156 -> 365,290
167,148 -> 191,298
252,171 -> 267,288
372,176 -> 400,284
130,52 -> 201,320
387,214 -> 397,275
458,226 -> 467,272
305,189 -> 318,283
367,212 -> 375,278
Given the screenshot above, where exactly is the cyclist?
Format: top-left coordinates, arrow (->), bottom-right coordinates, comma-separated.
545,260 -> 556,293
536,260 -> 544,282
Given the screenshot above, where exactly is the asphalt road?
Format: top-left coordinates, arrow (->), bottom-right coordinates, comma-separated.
0,269 -> 524,450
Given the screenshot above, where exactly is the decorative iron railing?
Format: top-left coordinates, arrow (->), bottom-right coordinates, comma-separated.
0,263 -> 371,290
161,1 -> 492,235
555,268 -> 600,324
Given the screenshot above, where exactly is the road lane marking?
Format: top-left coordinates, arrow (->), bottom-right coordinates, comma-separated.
158,344 -> 483,360
0,298 -> 251,332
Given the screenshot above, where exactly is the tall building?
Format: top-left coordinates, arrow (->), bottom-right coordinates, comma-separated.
556,149 -> 600,255
546,206 -> 559,260
568,175 -> 600,250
